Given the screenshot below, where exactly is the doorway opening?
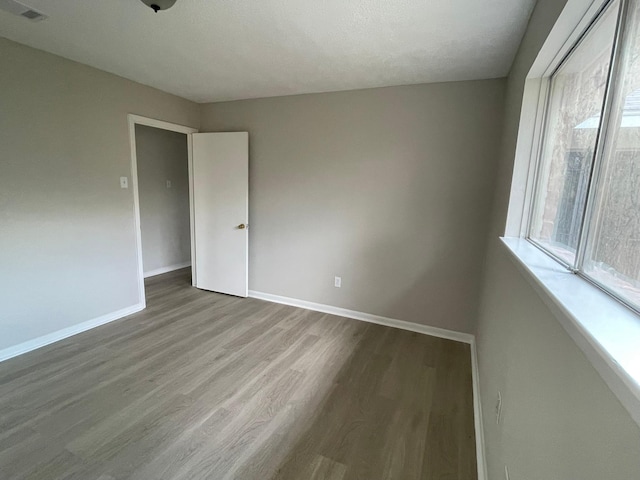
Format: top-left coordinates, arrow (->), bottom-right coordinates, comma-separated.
128,115 -> 198,308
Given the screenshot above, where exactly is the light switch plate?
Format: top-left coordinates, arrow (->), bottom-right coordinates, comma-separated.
120,177 -> 128,189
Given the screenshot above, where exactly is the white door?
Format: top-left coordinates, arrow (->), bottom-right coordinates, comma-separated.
192,132 -> 248,297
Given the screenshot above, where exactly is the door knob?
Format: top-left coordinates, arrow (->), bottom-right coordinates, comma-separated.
237,224 -> 247,229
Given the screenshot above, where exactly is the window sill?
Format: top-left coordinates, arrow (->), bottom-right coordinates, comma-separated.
500,237 -> 640,427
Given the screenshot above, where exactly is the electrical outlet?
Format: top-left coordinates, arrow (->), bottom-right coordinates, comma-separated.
166,180 -> 172,188
496,391 -> 503,425
334,276 -> 342,288
120,176 -> 128,189
504,465 -> 510,480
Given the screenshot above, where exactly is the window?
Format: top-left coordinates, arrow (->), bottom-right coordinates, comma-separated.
529,0 -> 640,313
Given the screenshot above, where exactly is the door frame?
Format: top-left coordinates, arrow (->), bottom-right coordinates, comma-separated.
127,114 -> 198,308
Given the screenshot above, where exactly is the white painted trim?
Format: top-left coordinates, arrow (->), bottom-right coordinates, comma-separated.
128,116 -> 147,309
505,77 -> 549,237
187,133 -> 197,288
529,0 -> 610,78
248,290 -> 474,344
505,0 -> 610,237
128,114 -> 199,136
471,339 -> 488,480
127,114 -> 199,304
0,303 -> 144,362
143,262 -> 191,278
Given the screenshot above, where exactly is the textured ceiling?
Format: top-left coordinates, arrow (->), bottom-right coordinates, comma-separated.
0,0 -> 536,103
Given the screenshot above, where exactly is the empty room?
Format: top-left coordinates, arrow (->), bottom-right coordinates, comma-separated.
1,0 -> 640,479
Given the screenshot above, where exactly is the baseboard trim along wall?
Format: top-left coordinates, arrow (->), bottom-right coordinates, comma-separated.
248,290 -> 475,344
143,262 -> 191,278
471,340 -> 488,480
248,289 -> 485,480
0,303 -> 145,363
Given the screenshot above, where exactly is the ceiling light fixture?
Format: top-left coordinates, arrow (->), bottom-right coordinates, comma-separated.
140,0 -> 177,13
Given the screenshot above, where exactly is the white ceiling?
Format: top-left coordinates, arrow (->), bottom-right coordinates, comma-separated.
0,0 -> 536,103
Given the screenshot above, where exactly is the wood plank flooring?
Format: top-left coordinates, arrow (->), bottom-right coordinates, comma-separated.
0,268 -> 477,480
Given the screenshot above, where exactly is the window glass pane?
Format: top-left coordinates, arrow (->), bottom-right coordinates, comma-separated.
584,0 -> 640,311
529,1 -> 619,265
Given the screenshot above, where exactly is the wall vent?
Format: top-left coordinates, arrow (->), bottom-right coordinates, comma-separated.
0,0 -> 47,21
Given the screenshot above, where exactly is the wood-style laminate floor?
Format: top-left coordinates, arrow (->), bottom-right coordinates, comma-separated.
0,269 -> 477,480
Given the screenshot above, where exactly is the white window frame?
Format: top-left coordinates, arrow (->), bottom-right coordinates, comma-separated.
529,0 -> 640,314
506,0 -> 624,239
504,0 -> 640,428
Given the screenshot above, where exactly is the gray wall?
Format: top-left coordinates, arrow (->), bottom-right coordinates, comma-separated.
135,125 -> 191,275
0,37 -> 199,352
200,80 -> 505,333
476,0 -> 640,478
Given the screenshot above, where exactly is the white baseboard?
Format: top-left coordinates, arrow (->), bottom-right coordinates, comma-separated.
0,303 -> 145,363
471,339 -> 488,480
143,262 -> 191,278
248,290 -> 474,344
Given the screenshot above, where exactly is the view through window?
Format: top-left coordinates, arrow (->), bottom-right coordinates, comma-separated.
529,0 -> 640,312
